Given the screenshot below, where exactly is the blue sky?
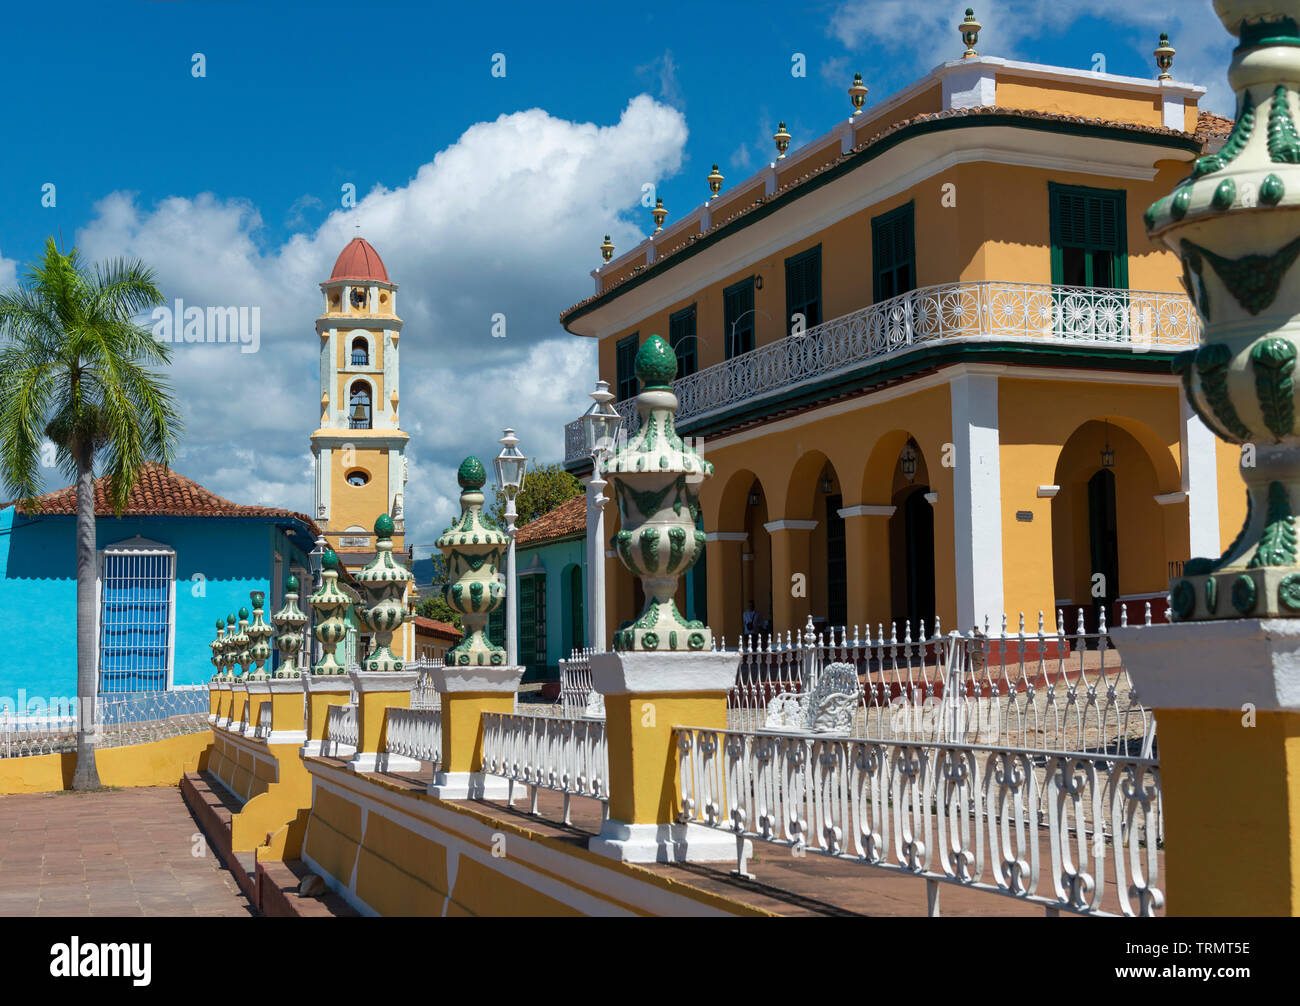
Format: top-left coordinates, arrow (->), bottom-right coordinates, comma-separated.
0,0 -> 1234,550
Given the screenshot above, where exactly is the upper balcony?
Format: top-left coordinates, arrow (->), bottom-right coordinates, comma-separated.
564,280 -> 1198,465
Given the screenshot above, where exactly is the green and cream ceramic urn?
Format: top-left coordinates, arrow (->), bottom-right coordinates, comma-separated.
1148,0 -> 1300,619
221,613 -> 238,680
437,457 -> 509,666
272,575 -> 309,678
245,591 -> 275,680
604,335 -> 713,651
309,550 -> 352,674
229,607 -> 252,678
354,513 -> 414,673
210,618 -> 226,681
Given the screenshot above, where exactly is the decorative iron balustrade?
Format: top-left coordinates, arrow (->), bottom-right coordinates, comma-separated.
0,685 -> 213,759
728,605 -> 1158,760
384,706 -> 442,769
408,658 -> 443,711
675,726 -> 1162,917
558,649 -> 602,719
480,712 -> 609,824
322,703 -> 358,758
254,701 -> 272,740
565,281 -> 1198,462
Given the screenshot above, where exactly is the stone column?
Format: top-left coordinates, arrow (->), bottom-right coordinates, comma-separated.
589,335 -> 740,863
347,514 -> 418,773
428,457 -> 524,797
704,533 -> 746,642
1114,0 -> 1300,916
765,520 -> 816,632
244,591 -> 275,736
840,506 -> 894,628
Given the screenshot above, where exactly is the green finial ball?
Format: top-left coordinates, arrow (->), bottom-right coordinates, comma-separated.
216,618 -> 225,631
635,334 -> 677,390
238,606 -> 249,621
458,456 -> 487,490
322,549 -> 338,570
250,590 -> 265,609
374,513 -> 394,538
227,612 -> 237,626
286,574 -> 299,592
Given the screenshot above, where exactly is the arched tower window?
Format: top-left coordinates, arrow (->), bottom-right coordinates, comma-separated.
351,337 -> 368,366
348,382 -> 372,429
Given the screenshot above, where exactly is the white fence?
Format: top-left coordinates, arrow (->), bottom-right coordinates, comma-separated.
730,606 -> 1156,759
481,712 -> 609,824
0,685 -> 212,758
322,703 -> 358,758
409,658 -> 443,711
384,707 -> 442,769
675,726 -> 1162,917
566,281 -> 1197,461
558,649 -> 599,718
254,701 -> 272,740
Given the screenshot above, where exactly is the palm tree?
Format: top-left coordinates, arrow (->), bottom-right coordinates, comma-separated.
0,238 -> 181,789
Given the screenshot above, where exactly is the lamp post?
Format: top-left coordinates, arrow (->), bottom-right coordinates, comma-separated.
581,380 -> 625,651
494,428 -> 529,667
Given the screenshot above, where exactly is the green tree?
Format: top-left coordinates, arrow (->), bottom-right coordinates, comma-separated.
0,239 -> 181,790
415,592 -> 462,630
486,461 -> 582,529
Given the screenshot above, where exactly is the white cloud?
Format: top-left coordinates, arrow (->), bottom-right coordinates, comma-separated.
830,0 -> 1235,113
0,251 -> 17,291
72,95 -> 688,546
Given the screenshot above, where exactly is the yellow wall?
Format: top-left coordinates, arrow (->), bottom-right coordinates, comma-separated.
995,74 -> 1164,127
0,731 -> 212,795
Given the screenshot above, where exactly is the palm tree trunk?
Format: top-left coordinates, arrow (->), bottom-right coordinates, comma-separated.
71,438 -> 101,790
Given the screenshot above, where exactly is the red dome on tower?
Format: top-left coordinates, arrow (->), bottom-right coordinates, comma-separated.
330,237 -> 389,283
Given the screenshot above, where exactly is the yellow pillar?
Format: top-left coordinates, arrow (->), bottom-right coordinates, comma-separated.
588,650 -> 742,863
347,670 -> 417,772
426,665 -> 524,799
301,674 -> 352,757
840,506 -> 894,629
1112,619 -> 1300,916
766,522 -> 815,633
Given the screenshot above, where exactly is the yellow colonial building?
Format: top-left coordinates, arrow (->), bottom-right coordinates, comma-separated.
562,38 -> 1244,642
311,237 -> 415,659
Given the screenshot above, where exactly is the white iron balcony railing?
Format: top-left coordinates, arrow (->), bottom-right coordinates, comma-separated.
565,281 -> 1198,463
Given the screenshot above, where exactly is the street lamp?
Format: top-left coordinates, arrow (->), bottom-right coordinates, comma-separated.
494,428 -> 529,668
581,381 -> 625,651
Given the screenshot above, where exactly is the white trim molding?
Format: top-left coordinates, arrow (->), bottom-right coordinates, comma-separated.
1180,395 -> 1221,558
704,531 -> 749,542
923,492 -> 939,505
1037,485 -> 1061,498
838,504 -> 895,518
763,519 -> 819,533
1154,491 -> 1188,506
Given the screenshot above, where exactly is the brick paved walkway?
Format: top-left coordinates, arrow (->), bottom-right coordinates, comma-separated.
0,788 -> 252,917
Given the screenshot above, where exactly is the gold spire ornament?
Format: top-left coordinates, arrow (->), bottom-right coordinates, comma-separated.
960,8 -> 982,58
707,164 -> 724,200
1154,32 -> 1176,80
773,121 -> 792,158
600,234 -> 614,263
652,197 -> 667,233
848,73 -> 868,116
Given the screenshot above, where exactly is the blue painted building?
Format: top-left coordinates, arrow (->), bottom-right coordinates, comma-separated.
0,463 -> 341,707
511,496 -> 588,688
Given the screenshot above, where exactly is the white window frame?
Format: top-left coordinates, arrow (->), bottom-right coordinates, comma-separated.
95,535 -> 178,692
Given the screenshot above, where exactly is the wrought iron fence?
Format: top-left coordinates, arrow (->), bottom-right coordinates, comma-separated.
675,726 -> 1162,917
481,712 -> 609,824
0,685 -> 212,759
565,281 -> 1198,462
384,706 -> 442,769
408,658 -> 443,711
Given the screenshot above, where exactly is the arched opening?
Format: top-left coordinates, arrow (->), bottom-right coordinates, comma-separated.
1052,418 -> 1171,631
887,438 -> 935,636
711,467 -> 772,640
349,381 -> 372,429
784,451 -> 846,632
351,337 -> 369,366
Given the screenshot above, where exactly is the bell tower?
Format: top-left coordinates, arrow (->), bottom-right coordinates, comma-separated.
310,237 -> 410,571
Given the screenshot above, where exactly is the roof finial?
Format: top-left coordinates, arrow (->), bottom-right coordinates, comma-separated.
959,8 -> 982,59
848,73 -> 868,117
1155,32 -> 1175,81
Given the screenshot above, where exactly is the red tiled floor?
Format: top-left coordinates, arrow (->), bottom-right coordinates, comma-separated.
0,788 -> 253,917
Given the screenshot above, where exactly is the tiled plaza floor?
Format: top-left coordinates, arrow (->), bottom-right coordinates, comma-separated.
0,788 -> 253,917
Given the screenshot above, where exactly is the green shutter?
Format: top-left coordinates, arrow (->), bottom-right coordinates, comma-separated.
1049,183 -> 1128,288
519,576 -> 537,665
872,202 -> 916,302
